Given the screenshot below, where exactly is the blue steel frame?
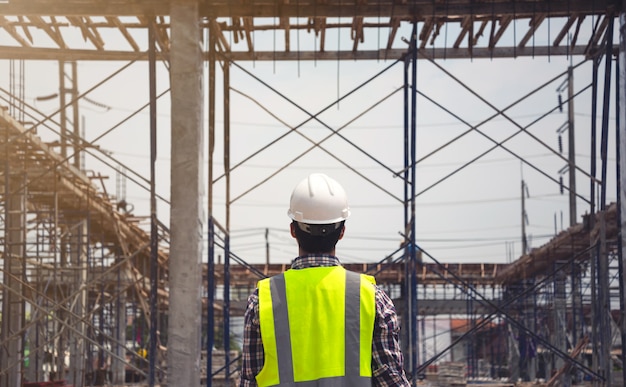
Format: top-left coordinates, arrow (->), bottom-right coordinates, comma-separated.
200,14 -> 626,387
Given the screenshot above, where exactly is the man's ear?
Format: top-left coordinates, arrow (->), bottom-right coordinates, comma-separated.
290,222 -> 297,238
338,225 -> 345,240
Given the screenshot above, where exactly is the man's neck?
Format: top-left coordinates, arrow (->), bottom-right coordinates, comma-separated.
299,248 -> 336,256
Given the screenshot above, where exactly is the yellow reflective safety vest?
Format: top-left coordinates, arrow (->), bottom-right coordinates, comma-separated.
256,266 -> 376,386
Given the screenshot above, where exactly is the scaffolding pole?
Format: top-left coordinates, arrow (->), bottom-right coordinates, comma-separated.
617,9 -> 626,387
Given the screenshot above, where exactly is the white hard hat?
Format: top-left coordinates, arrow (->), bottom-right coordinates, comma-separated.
287,173 -> 351,224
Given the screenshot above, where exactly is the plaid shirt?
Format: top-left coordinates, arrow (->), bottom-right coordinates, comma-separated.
239,254 -> 410,386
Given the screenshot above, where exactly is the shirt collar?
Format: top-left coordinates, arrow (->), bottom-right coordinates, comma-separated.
291,254 -> 342,269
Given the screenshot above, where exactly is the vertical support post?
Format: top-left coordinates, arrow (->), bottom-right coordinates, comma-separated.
25,307 -> 41,382
57,60 -> 80,165
420,285 -> 426,367
402,39 -> 411,375
507,297 -> 520,383
554,265 -> 567,386
59,60 -> 67,159
597,213 -> 611,385
0,176 -> 25,387
111,262 -> 127,384
168,2 -> 205,386
265,228 -> 270,266
520,279 -> 536,382
148,15 -> 159,387
600,20 -> 614,210
466,289 -> 474,380
223,58 -> 232,382
69,220 -> 88,387
521,180 -> 528,255
598,16 -> 614,386
408,21 -> 419,385
589,52 -> 600,387
57,233 -> 68,382
590,250 -> 599,387
433,314 -> 437,366
570,260 -> 582,384
207,218 -> 215,387
71,61 -> 81,170
206,16 -> 217,387
618,11 -> 626,387
530,286 -> 536,376
98,244 -> 105,374
567,66 -> 577,227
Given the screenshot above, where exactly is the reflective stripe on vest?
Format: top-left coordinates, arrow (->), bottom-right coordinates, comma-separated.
256,266 -> 376,386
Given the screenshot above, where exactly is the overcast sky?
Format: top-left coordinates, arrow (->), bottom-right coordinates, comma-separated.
0,15 -> 618,266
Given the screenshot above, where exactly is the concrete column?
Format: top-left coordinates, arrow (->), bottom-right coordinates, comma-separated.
167,1 -> 205,386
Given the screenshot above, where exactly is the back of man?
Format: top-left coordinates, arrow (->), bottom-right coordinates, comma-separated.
239,173 -> 410,386
255,265 -> 376,385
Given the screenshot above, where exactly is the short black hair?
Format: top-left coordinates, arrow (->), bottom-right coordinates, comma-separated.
292,220 -> 344,254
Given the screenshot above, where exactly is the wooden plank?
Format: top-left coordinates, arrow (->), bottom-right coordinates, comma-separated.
453,15 -> 472,49
472,19 -> 488,46
0,15 -> 33,47
386,16 -> 400,51
552,14 -> 579,47
210,18 -> 231,53
490,15 -> 511,48
106,16 -> 141,51
28,15 -> 68,49
518,14 -> 546,48
67,16 -> 105,50
243,17 -> 254,52
419,18 -> 434,49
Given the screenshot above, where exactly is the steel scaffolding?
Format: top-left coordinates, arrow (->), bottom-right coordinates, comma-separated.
0,1 -> 625,387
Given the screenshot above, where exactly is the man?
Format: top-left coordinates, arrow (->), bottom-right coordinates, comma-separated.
240,173 -> 410,386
